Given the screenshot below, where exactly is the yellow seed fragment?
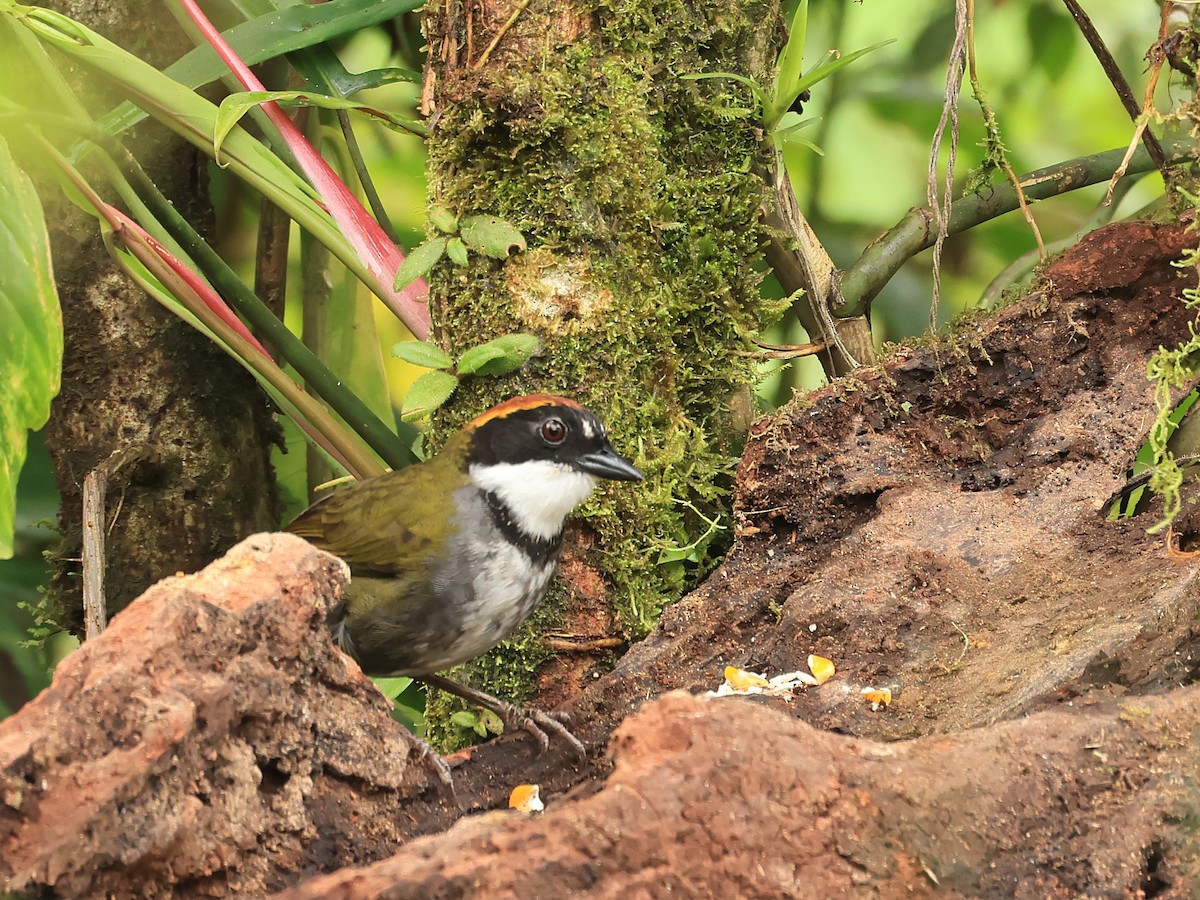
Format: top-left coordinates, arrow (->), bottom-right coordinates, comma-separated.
724,666 -> 770,690
509,783 -> 544,814
807,654 -> 836,685
861,687 -> 893,710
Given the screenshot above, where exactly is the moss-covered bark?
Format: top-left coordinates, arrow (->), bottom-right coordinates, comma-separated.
423,0 -> 783,744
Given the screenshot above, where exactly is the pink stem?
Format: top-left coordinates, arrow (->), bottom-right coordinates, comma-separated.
179,0 -> 432,339
111,208 -> 273,359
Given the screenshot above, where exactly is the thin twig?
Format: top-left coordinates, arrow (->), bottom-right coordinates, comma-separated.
81,468 -> 108,641
472,0 -> 532,69
965,0 -> 1044,259
81,447 -> 141,640
1059,0 -> 1170,176
927,0 -> 968,328
748,338 -> 829,359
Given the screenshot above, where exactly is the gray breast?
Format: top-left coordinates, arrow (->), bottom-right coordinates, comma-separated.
338,483 -> 561,677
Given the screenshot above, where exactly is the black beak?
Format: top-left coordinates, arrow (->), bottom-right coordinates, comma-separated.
576,445 -> 644,482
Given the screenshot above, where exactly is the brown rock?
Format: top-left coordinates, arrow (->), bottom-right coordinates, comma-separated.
0,533 -> 427,898
275,689 -> 1200,898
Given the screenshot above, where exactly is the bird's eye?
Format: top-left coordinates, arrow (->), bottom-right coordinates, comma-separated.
541,417 -> 567,445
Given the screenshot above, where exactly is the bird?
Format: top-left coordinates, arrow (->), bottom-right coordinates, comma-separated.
287,394 -> 643,781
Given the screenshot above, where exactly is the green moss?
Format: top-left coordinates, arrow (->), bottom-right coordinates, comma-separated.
424,0 -> 781,745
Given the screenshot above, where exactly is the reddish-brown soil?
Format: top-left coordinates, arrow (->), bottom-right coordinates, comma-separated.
3,219 -> 1200,897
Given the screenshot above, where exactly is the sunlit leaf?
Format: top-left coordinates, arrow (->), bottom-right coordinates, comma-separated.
372,676 -> 414,700
96,0 -> 425,137
215,90 -> 422,159
768,0 -> 809,126
0,136 -> 62,559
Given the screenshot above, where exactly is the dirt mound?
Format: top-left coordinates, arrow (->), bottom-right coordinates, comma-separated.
3,220 -> 1199,896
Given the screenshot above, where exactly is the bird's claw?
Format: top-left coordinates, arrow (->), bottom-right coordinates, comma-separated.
408,733 -> 455,791
498,703 -> 587,759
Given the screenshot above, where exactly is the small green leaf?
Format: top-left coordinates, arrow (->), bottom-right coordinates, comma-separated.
428,204 -> 458,234
391,340 -> 453,369
457,333 -> 541,376
657,546 -> 700,565
401,370 -> 458,420
479,709 -> 504,735
450,711 -> 477,728
393,237 -> 447,291
446,236 -> 470,266
459,215 -> 526,260
455,344 -> 506,375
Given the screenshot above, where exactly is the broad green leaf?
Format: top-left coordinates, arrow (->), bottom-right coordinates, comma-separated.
214,90 -> 423,158
401,370 -> 458,420
394,237 -> 447,291
445,236 -> 469,266
372,676 -> 414,700
0,136 -> 62,559
12,8 -> 399,306
391,340 -> 453,370
459,215 -> 526,260
298,230 -> 395,467
428,204 -> 459,234
458,333 -> 540,376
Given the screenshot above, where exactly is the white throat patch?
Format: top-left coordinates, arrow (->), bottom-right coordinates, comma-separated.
469,460 -> 598,540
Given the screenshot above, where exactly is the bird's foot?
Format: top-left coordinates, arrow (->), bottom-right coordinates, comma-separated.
408,732 -> 456,791
422,673 -> 587,759
495,702 -> 586,759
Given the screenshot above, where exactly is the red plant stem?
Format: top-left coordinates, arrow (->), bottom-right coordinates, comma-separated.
110,209 -> 273,358
178,0 -> 432,338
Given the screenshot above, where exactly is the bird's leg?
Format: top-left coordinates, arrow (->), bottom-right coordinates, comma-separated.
422,673 -> 587,759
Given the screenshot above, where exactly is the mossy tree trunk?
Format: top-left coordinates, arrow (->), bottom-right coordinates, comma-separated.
422,0 -> 783,743
41,0 -> 280,632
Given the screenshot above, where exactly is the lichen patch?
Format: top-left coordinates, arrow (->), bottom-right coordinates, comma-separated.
507,250 -> 614,334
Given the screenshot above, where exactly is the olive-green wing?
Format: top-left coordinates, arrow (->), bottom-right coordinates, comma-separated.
286,461 -> 459,577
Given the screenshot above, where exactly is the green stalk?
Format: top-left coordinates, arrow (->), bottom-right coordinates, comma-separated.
116,150 -> 418,469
